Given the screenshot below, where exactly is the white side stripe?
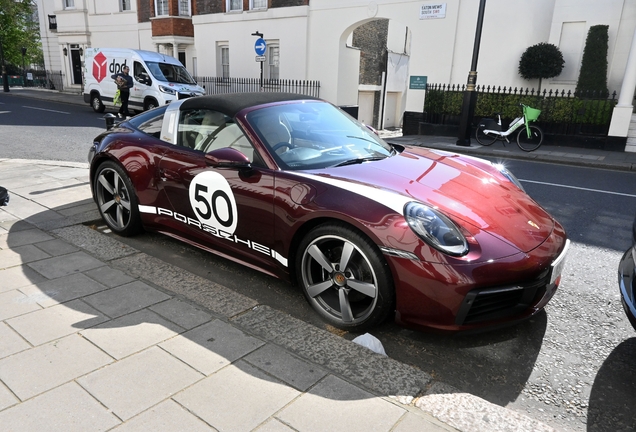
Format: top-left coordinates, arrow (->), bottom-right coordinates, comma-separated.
294,172 -> 412,214
139,205 -> 157,214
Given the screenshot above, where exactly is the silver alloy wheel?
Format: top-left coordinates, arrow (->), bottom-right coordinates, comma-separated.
300,234 -> 379,325
95,167 -> 133,231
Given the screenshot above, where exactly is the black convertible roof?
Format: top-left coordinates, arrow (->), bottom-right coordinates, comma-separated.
179,92 -> 320,117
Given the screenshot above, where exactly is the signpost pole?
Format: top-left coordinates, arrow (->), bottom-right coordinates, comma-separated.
251,31 -> 265,91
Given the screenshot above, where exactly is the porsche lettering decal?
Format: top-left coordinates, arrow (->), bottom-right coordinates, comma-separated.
138,205 -> 288,267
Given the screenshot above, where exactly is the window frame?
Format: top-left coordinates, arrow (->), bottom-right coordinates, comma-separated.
178,0 -> 191,16
227,0 -> 243,12
155,0 -> 169,16
266,43 -> 280,81
120,0 -> 132,12
63,0 -> 75,10
217,43 -> 230,79
250,0 -> 267,10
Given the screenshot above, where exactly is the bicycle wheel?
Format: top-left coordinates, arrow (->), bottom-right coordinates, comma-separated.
475,124 -> 497,146
516,125 -> 543,151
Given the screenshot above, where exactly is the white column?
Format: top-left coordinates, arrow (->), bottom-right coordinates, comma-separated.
172,43 -> 179,59
608,28 -> 636,150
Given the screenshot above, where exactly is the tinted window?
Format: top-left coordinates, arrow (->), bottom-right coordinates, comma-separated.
128,106 -> 167,139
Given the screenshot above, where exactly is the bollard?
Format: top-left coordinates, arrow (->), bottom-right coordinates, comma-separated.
104,113 -> 117,130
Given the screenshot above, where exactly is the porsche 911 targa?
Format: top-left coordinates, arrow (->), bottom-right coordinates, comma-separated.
88,93 -> 570,332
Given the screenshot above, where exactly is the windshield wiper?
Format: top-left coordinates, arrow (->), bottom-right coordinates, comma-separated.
333,156 -> 387,167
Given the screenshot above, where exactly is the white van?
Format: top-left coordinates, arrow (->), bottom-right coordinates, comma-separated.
83,48 -> 204,113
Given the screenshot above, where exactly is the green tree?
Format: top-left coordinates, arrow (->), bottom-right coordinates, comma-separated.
518,42 -> 565,93
0,0 -> 43,73
575,25 -> 609,97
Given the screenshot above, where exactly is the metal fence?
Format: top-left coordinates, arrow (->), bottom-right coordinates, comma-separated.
423,83 -> 617,136
194,76 -> 320,98
0,70 -> 66,91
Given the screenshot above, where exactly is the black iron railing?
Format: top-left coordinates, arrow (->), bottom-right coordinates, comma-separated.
194,76 -> 320,98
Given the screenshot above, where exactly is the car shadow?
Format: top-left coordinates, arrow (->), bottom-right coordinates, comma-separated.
0,187 -> 551,430
587,338 -> 636,431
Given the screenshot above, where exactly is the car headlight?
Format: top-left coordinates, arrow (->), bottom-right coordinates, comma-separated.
404,202 -> 468,256
492,162 -> 525,192
159,85 -> 177,95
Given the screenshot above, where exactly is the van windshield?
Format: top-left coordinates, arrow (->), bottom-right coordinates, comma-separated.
146,61 -> 196,85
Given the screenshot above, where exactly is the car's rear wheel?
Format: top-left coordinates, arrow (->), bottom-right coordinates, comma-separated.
296,223 -> 395,331
91,93 -> 105,113
94,161 -> 142,236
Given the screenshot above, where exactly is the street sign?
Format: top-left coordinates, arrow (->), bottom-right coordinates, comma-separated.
254,38 -> 267,56
409,76 -> 428,90
255,56 -> 266,62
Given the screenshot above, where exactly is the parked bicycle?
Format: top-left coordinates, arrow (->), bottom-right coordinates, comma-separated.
475,104 -> 544,151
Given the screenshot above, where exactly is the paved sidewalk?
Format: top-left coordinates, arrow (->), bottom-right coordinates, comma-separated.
0,157 -> 562,432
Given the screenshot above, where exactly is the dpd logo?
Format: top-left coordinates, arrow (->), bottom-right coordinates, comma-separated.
92,52 -> 108,83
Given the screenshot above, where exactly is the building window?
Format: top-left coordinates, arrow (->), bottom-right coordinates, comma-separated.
267,44 -> 279,80
155,0 -> 169,16
251,0 -> 267,9
120,0 -> 131,11
179,0 -> 191,16
217,42 -> 230,78
227,0 -> 242,12
64,0 -> 75,9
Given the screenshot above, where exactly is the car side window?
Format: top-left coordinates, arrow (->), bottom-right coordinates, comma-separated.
134,61 -> 151,86
177,109 -> 255,162
128,106 -> 167,139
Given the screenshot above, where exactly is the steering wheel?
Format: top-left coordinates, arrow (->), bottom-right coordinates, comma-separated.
272,142 -> 295,153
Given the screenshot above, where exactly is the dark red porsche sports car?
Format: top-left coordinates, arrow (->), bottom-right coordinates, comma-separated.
88,92 -> 569,332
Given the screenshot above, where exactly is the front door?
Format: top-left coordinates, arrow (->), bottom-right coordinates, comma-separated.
71,49 -> 82,85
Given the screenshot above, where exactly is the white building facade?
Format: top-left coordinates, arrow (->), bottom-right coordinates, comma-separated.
36,0 -> 636,146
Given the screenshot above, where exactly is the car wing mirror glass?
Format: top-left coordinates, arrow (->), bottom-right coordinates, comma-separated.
205,147 -> 252,169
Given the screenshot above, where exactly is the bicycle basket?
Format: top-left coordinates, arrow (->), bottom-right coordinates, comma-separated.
523,106 -> 541,122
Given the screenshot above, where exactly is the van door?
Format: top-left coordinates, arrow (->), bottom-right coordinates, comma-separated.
131,61 -> 152,111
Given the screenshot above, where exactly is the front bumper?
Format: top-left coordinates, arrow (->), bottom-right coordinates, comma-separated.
618,244 -> 636,331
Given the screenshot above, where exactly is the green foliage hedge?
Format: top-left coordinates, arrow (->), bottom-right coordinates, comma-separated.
424,90 -> 616,125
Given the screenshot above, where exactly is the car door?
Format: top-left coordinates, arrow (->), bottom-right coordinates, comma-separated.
155,107 -> 278,273
131,60 -> 151,110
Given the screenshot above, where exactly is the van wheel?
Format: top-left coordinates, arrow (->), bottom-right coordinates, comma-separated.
91,94 -> 105,113
144,99 -> 158,111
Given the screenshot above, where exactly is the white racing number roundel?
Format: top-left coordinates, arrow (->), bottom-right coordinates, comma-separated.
189,171 -> 238,235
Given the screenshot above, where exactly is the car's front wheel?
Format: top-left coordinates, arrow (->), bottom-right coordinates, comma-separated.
296,223 -> 395,331
91,93 -> 105,113
94,161 -> 143,236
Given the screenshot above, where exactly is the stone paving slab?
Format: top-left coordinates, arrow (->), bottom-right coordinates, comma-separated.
0,334 -> 112,400
19,273 -> 109,307
6,299 -> 109,346
26,250 -> 104,279
110,399 -> 215,432
0,265 -> 47,293
77,346 -> 203,421
0,244 -> 51,268
112,253 -> 258,318
159,319 -> 264,376
174,360 -> 301,431
80,308 -> 183,360
82,280 -> 171,318
0,228 -> 54,248
0,382 -> 121,432
276,374 -> 406,432
0,322 -> 30,359
148,297 -> 213,330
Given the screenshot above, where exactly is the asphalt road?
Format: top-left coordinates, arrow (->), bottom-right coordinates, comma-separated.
2,97 -> 636,431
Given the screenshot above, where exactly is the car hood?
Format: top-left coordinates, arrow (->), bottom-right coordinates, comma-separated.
300,146 -> 554,253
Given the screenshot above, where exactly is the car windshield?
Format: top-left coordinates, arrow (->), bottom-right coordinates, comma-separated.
146,61 -> 196,85
247,101 -> 395,170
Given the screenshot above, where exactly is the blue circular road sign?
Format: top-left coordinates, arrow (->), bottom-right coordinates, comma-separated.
254,38 -> 267,56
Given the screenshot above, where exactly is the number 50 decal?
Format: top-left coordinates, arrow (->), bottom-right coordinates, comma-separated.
189,171 -> 238,234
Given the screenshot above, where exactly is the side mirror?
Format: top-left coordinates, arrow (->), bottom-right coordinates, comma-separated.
205,147 -> 252,169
